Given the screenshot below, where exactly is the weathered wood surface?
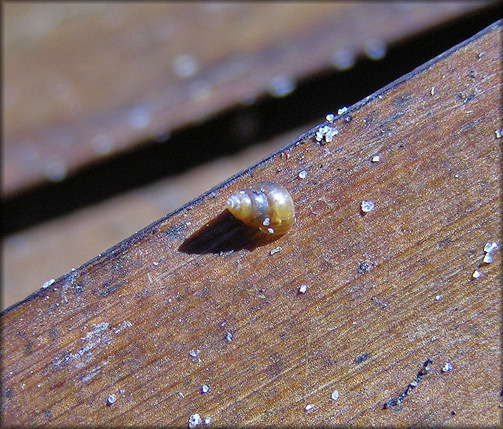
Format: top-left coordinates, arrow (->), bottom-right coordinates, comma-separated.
3,2 -> 489,196
2,2 -> 500,311
3,2 -> 498,311
2,131 -> 303,310
2,21 -> 501,427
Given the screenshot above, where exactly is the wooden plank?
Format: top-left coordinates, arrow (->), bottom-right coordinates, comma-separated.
2,132 -> 303,310
2,21 -> 501,427
3,2 -> 489,195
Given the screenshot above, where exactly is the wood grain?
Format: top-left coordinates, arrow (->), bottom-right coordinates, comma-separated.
2,133 -> 301,309
3,2 -> 488,195
2,21 -> 501,426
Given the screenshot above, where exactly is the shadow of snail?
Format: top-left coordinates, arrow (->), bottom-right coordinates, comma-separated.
179,182 -> 295,254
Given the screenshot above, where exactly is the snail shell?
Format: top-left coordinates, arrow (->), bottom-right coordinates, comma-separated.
226,182 -> 295,235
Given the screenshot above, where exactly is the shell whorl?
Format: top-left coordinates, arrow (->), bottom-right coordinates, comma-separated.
226,182 -> 294,235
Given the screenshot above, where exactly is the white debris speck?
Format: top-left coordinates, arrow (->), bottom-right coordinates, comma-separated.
298,170 -> 307,179
483,253 -> 493,264
43,157 -> 68,182
326,113 -> 335,122
113,320 -> 133,334
330,48 -> 355,70
435,295 -> 441,301
364,39 -> 387,60
173,54 -> 199,78
298,285 -> 308,294
472,269 -> 481,279
268,74 -> 296,97
305,404 -> 314,412
224,332 -> 233,342
495,129 -> 502,139
42,278 -> 55,289
337,107 -> 348,115
371,155 -> 380,163
361,201 -> 375,213
483,242 -> 498,253
188,413 -> 202,428
331,389 -> 340,401
128,106 -> 151,130
189,349 -> 200,358
201,384 -> 210,394
91,134 -> 113,155
267,227 -> 274,234
106,394 -> 117,405
203,417 -> 211,425
483,241 -> 498,264
315,125 -> 339,144
441,362 -> 453,373
430,87 -> 436,96
262,217 -> 271,226
270,246 -> 282,255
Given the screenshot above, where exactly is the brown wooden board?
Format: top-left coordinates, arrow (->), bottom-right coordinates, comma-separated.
1,21 -> 501,426
2,130 -> 305,310
3,2 -> 490,196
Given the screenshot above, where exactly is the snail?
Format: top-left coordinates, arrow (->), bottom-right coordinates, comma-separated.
226,182 -> 295,235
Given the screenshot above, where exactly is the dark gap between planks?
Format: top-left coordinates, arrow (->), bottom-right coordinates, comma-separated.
2,5 -> 501,237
